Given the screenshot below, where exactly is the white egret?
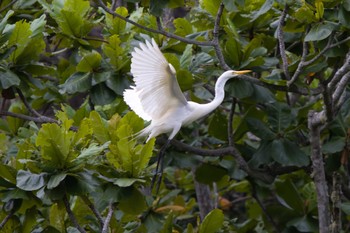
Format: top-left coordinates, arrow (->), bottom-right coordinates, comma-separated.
123,38 -> 250,190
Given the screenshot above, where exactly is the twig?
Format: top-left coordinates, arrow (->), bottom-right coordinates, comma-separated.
0,0 -> 17,14
0,208 -> 16,230
252,184 -> 280,233
227,98 -> 236,146
212,3 -> 231,70
102,201 -> 115,233
0,111 -> 57,123
308,111 -> 330,233
97,0 -> 213,46
81,195 -> 104,228
332,71 -> 350,112
287,35 -> 308,86
157,137 -> 274,183
277,5 -> 290,80
16,88 -> 42,118
63,195 -> 87,233
303,35 -> 333,67
192,167 -> 213,220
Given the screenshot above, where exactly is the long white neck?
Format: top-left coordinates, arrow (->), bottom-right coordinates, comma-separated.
196,71 -> 235,116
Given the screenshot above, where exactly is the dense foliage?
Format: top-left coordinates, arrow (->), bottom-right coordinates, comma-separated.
1,0 -> 350,232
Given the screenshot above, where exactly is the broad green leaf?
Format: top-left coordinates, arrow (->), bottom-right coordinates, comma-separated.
246,118 -> 276,140
322,137 -> 345,154
0,68 -> 20,89
250,0 -> 273,22
102,35 -> 124,69
287,215 -> 318,232
8,20 -> 32,62
0,10 -> 14,33
271,139 -> 309,166
174,18 -> 193,36
76,51 -> 102,72
225,37 -> 242,67
341,202 -> 350,215
0,164 -> 17,184
200,0 -> 221,17
113,178 -> 145,187
47,173 -> 67,189
195,164 -> 228,184
294,3 -> 316,23
150,0 -> 169,16
63,0 -> 90,17
180,44 -> 193,69
275,178 -> 305,214
72,142 -> 110,164
118,187 -> 147,214
199,209 -> 224,233
106,7 -> 128,34
208,111 -> 228,141
315,1 -> 324,20
266,102 -> 294,132
90,83 -> 116,105
16,170 -> 46,191
89,111 -> 110,143
177,69 -> 193,91
59,72 -> 92,94
7,102 -> 26,134
138,138 -> 155,172
226,79 -> 254,99
15,37 -> 46,64
49,203 -> 66,232
36,123 -> 74,168
304,22 -> 333,41
119,111 -> 144,136
30,14 -> 46,37
56,10 -> 92,37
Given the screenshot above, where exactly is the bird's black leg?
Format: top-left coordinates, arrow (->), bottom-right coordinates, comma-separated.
151,139 -> 171,194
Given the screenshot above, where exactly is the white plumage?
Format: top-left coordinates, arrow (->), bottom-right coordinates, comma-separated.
123,38 -> 250,142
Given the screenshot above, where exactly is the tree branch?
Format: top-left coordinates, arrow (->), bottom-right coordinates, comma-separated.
308,111 -> 330,233
97,0 -> 213,46
227,98 -> 236,146
63,195 -> 87,233
81,195 -> 104,228
287,35 -> 308,86
0,208 -> 16,230
212,3 -> 231,70
102,201 -> 115,233
277,5 -> 290,80
0,0 -> 17,14
0,111 -> 57,123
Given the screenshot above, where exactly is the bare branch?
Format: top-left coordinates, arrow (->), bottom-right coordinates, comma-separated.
227,98 -> 236,146
0,208 -> 16,230
212,3 -> 231,70
308,111 -> 330,233
63,195 -> 87,233
0,111 -> 57,123
287,36 -> 308,86
332,71 -> 350,110
102,201 -> 115,233
0,0 -> 17,14
303,35 -> 333,67
277,5 -> 290,80
16,88 -> 42,118
82,195 -> 104,228
97,0 -> 213,46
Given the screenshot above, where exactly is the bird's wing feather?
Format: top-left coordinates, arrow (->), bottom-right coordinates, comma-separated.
126,38 -> 187,120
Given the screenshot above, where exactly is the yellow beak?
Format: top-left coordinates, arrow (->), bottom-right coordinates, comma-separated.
232,70 -> 251,75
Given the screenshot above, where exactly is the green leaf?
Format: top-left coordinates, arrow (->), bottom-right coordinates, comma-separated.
47,173 -> 67,189
195,164 -> 227,184
287,215 -> 318,232
266,102 -> 294,132
118,187 -> 147,214
0,10 -> 14,33
341,202 -> 350,215
177,69 -> 193,91
30,14 -> 46,37
249,0 -> 273,22
322,137 -> 345,154
226,79 -> 254,99
246,118 -> 276,140
8,20 -> 32,62
106,7 -> 128,34
174,18 -> 193,36
113,178 -> 145,187
16,170 -> 46,191
0,164 -> 17,184
36,122 -> 74,168
200,0 -> 221,17
89,111 -> 110,143
208,111 -> 228,141
271,139 -> 309,166
59,72 -> 92,94
102,35 -> 125,69
150,0 -> 169,16
225,37 -> 242,67
72,142 -> 110,165
63,0 -> 90,16
0,68 -> 20,89
180,44 -> 193,69
199,209 -> 224,233
76,51 -> 102,72
304,22 -> 333,41
90,83 -> 116,105
275,178 -> 305,214
56,10 -> 92,37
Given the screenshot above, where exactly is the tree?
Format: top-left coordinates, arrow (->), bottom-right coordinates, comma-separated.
0,0 -> 350,232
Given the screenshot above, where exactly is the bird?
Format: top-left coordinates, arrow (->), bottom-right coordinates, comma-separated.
123,38 -> 250,191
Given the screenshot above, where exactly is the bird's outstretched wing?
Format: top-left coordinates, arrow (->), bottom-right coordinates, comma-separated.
124,39 -> 187,121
